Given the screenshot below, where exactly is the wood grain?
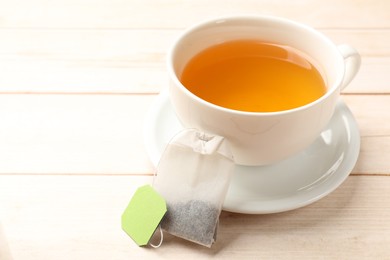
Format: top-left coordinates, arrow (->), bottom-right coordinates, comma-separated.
0,0 -> 387,259
0,94 -> 154,174
0,29 -> 388,94
0,94 -> 390,174
0,0 -> 389,29
0,94 -> 388,175
0,175 -> 389,259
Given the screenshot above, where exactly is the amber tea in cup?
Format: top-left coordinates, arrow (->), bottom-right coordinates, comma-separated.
168,16 -> 361,165
180,39 -> 327,112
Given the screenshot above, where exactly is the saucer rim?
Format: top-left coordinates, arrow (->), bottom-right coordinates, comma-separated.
144,90 -> 361,214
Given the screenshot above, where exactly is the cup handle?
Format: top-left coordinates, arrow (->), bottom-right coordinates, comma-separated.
337,44 -> 361,91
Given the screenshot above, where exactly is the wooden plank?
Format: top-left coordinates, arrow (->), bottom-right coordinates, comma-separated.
0,61 -> 168,94
353,136 -> 390,174
0,224 -> 12,260
0,94 -> 156,174
0,0 -> 389,29
0,175 -> 389,259
0,94 -> 388,175
343,57 -> 390,94
0,29 -> 387,60
0,57 -> 386,95
0,29 -> 388,94
343,95 -> 390,174
0,29 -> 172,64
323,29 -> 390,56
343,95 -> 390,138
0,175 -> 153,260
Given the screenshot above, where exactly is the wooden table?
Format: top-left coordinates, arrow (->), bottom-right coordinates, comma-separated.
0,1 -> 389,259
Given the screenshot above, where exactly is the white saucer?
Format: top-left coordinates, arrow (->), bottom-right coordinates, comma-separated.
144,90 -> 360,214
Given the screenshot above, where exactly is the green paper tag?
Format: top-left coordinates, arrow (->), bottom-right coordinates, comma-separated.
121,185 -> 167,246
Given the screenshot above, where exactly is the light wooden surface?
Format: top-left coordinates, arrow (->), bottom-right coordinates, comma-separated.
0,1 -> 389,259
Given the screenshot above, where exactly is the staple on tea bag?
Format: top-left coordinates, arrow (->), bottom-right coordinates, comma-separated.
153,129 -> 234,247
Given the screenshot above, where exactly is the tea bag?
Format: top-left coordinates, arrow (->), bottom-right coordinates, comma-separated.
153,129 -> 234,247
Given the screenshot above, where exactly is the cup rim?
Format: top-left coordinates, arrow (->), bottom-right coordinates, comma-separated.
167,15 -> 345,116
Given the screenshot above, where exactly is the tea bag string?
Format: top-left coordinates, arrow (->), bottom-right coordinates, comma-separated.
147,167 -> 163,248
149,226 -> 163,248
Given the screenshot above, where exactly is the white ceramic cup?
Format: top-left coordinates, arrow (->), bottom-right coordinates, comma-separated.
167,15 -> 361,166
